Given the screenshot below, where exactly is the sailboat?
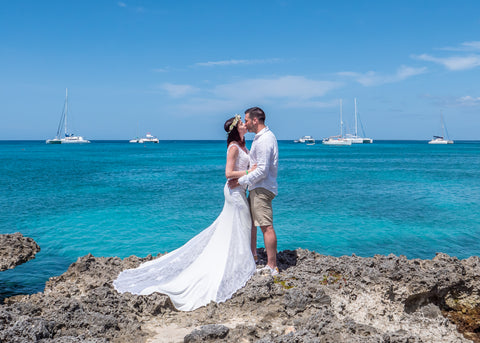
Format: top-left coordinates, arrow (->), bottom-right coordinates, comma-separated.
46,89 -> 90,144
322,99 -> 352,146
428,112 -> 453,144
345,98 -> 373,144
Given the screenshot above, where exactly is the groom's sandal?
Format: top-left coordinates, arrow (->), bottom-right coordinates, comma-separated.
269,266 -> 279,276
257,265 -> 279,276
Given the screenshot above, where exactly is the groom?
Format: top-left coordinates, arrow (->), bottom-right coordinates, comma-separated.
228,107 -> 279,275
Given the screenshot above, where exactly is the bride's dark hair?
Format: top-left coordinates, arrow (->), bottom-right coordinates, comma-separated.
224,116 -> 245,147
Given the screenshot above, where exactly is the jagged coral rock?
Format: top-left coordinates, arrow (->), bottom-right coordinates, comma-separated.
0,249 -> 478,342
0,233 -> 40,271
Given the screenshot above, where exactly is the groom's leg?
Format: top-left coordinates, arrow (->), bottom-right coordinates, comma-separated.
248,192 -> 258,260
250,188 -> 277,269
251,223 -> 258,259
260,225 -> 277,269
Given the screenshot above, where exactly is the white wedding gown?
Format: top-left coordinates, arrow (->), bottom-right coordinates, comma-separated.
113,143 -> 256,311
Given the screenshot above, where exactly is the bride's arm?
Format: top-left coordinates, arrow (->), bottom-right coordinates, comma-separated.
225,145 -> 255,179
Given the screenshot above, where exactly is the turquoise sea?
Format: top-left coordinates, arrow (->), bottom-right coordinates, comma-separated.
1,140 -> 479,299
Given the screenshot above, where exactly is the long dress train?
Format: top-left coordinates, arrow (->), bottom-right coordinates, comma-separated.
113,143 -> 256,311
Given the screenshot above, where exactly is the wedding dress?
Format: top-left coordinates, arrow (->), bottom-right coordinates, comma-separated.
113,143 -> 256,311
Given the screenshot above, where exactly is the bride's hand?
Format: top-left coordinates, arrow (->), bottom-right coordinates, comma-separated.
228,178 -> 240,189
248,164 -> 257,174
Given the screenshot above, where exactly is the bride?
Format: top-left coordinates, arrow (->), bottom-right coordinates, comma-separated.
113,115 -> 257,311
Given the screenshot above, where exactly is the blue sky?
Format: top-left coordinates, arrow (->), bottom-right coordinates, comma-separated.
1,1 -> 479,140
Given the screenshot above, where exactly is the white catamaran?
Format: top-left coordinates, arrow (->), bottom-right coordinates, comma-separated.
322,99 -> 352,146
345,98 -> 373,144
46,88 -> 90,144
428,112 -> 453,144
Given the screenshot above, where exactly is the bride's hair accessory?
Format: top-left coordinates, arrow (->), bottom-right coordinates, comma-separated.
228,114 -> 241,133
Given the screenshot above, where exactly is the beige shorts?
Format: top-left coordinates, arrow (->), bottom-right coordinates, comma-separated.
248,187 -> 275,227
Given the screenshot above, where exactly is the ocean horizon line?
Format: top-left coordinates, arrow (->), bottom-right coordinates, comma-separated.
1,139 -> 479,143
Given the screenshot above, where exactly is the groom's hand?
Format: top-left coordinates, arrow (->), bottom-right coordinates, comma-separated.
228,178 -> 240,189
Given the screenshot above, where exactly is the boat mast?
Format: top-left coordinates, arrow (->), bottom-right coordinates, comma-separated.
440,110 -> 445,138
64,88 -> 68,136
354,98 -> 358,138
441,110 -> 451,140
340,99 -> 343,138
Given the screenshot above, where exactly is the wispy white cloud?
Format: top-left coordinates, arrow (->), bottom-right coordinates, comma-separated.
173,98 -> 242,115
438,41 -> 480,52
462,41 -> 480,50
421,94 -> 480,108
194,58 -> 281,67
152,67 -> 170,73
457,95 -> 480,107
159,76 -> 341,114
396,65 -> 427,79
159,83 -> 198,98
212,76 -> 341,100
338,65 -> 427,86
414,41 -> 480,71
413,53 -> 480,71
117,1 -> 145,12
175,97 -> 337,115
281,99 -> 339,109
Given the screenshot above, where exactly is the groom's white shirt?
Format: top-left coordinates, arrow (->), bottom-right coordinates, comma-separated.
238,127 -> 278,195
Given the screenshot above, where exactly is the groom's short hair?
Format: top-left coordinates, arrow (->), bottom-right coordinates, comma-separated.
245,107 -> 265,123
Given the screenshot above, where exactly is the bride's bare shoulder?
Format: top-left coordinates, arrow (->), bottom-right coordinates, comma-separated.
228,142 -> 239,150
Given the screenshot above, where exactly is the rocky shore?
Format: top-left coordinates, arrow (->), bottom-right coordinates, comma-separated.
1,237 -> 479,342
0,233 -> 40,272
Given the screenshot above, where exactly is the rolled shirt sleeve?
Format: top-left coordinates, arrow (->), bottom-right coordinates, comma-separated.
238,127 -> 278,195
